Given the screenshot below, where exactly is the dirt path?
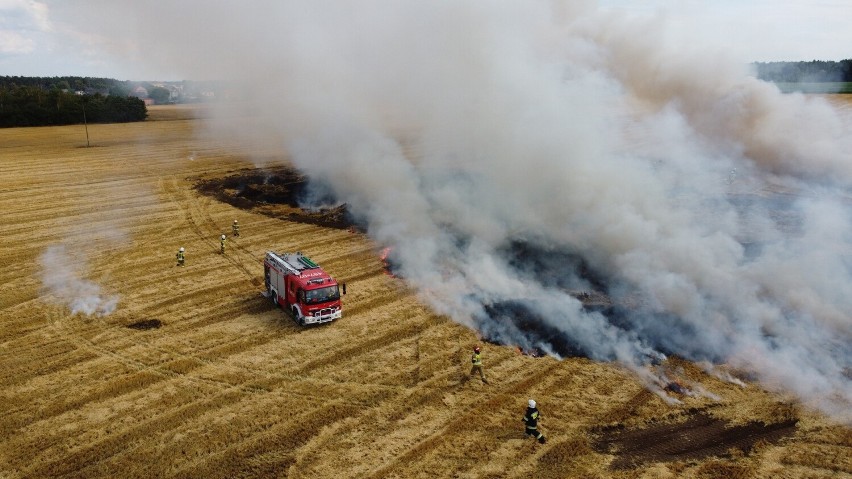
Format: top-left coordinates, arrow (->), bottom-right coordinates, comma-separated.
0,105 -> 849,478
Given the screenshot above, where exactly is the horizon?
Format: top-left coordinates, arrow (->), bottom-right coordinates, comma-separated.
1,2 -> 851,80
3,57 -> 851,85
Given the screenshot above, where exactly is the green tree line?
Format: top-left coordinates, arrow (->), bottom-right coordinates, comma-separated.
0,86 -> 146,128
753,59 -> 852,83
0,75 -> 135,96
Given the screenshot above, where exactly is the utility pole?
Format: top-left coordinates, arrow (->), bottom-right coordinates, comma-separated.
82,96 -> 90,147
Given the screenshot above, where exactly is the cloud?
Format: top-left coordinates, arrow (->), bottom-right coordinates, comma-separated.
0,0 -> 50,57
0,0 -> 52,31
0,29 -> 34,54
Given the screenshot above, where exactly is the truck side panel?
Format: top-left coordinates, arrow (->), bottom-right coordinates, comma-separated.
286,276 -> 296,307
269,263 -> 284,306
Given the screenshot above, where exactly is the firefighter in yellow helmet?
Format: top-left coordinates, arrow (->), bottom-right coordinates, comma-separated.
220,234 -> 226,254
523,399 -> 546,444
176,247 -> 185,267
232,219 -> 240,237
470,346 -> 487,383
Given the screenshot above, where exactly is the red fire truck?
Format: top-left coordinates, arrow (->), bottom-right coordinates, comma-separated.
264,251 -> 344,325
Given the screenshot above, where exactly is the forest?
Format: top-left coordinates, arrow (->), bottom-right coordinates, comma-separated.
0,77 -> 146,128
753,59 -> 852,83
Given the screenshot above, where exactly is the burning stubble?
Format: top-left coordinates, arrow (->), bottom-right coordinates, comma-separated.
61,1 -> 852,421
36,167 -> 154,318
40,245 -> 119,316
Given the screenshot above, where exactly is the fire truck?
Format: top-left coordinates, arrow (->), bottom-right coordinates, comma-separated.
264,251 -> 344,325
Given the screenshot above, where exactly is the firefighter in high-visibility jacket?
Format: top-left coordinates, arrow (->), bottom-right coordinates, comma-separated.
523,399 -> 546,444
220,234 -> 226,254
232,219 -> 240,237
470,346 -> 487,383
176,247 -> 185,267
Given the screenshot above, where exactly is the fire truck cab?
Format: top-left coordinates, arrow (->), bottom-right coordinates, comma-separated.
264,251 -> 343,325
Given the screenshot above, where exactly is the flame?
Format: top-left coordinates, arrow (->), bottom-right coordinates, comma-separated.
515,345 -> 541,357
380,247 -> 396,277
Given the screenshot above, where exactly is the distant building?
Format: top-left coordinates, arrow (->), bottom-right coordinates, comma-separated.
74,87 -> 109,96
132,86 -> 149,99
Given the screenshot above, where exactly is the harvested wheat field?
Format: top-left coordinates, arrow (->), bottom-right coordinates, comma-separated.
1,104 -> 850,479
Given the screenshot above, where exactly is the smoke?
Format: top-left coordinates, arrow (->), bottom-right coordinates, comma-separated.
34,151 -> 147,318
58,1 -> 852,420
36,192 -> 134,317
40,245 -> 118,316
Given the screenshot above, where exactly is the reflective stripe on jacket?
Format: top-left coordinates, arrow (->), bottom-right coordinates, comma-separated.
523,408 -> 540,428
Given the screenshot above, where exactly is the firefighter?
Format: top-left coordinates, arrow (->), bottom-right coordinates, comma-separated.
470,346 -> 487,383
523,399 -> 546,444
232,219 -> 240,237
220,234 -> 226,254
176,247 -> 185,267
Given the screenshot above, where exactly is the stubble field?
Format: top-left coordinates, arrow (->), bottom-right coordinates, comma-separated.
0,104 -> 849,478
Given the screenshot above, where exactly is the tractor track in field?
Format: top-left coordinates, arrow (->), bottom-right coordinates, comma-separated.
284,346 -> 534,478
169,400 -> 364,479
9,332 -> 402,478
361,362 -> 564,479
162,175 -> 288,292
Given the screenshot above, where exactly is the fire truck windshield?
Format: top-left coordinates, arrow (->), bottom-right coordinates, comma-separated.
304,285 -> 339,304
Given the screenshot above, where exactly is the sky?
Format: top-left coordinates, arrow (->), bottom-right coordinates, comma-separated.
0,0 -> 850,80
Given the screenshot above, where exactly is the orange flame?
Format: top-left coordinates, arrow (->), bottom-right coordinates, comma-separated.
380,247 -> 396,277
515,346 -> 541,357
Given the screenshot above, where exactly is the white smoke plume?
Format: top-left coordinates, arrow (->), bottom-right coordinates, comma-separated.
34,153 -> 145,318
58,1 -> 852,420
40,245 -> 119,316
698,361 -> 747,388
36,181 -> 136,317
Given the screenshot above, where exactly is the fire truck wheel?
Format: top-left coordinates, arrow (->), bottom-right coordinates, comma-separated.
294,309 -> 304,326
271,291 -> 279,308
